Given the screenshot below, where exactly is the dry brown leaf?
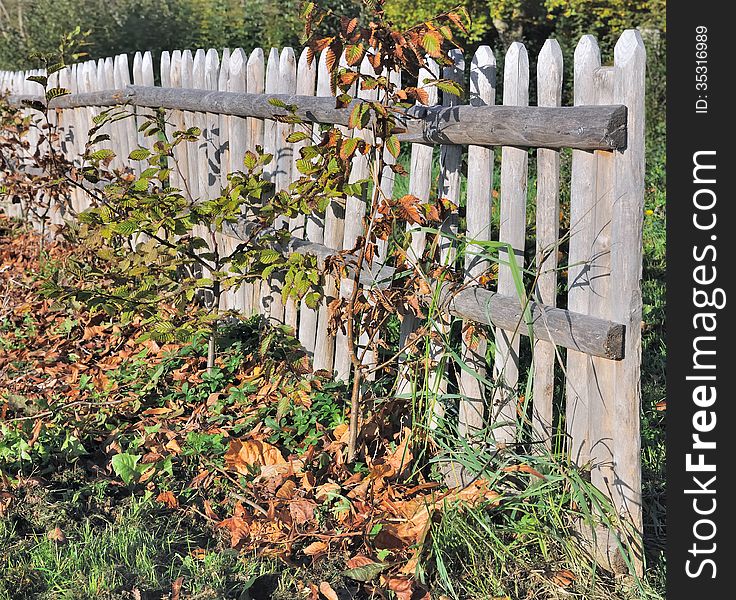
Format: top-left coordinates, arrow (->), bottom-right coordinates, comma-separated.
551,569 -> 576,588
289,499 -> 317,526
303,540 -> 329,557
224,439 -> 286,476
315,482 -> 341,502
171,576 -> 184,600
47,526 -> 66,543
319,581 -> 339,600
346,554 -> 375,569
156,490 -> 179,509
276,479 -> 297,499
386,576 -> 414,600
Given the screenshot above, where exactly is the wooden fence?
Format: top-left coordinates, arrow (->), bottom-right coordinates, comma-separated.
1,29 -> 646,573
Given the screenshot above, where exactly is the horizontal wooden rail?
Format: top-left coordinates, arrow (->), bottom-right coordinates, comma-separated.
221,224 -> 625,360
9,85 -> 627,150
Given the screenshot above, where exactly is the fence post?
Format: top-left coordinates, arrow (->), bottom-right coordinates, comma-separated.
565,35 -> 600,464
610,29 -> 646,575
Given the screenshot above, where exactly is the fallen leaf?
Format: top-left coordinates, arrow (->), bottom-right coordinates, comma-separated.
303,540 -> 329,557
203,499 -> 220,521
319,581 -> 339,600
224,439 -> 286,476
289,499 -> 317,525
156,490 -> 179,508
386,576 -> 414,600
47,526 -> 66,543
171,576 -> 184,600
551,568 -> 576,588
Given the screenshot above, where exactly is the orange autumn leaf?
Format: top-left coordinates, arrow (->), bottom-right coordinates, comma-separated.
156,490 -> 179,509
303,540 -> 329,557
224,439 -> 287,476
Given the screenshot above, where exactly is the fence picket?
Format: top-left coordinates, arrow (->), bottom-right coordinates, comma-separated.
492,42 -> 529,444
565,35 -> 601,464
278,47 -> 299,330
312,50 -> 342,373
294,48 -> 319,353
611,29 -> 646,573
113,55 -> 136,170
459,46 -> 496,438
245,48 -> 266,315
396,58 -> 439,397
532,39 -> 563,449
334,54 -> 376,382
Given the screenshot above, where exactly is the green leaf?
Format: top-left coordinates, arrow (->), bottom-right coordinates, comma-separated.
268,97 -> 288,109
111,452 -> 147,485
129,148 -> 151,161
385,135 -> 400,159
45,87 -> 70,102
286,131 -> 309,143
435,79 -> 463,97
26,74 -> 48,87
243,151 -> 258,170
342,561 -> 389,582
304,291 -> 320,310
348,102 -> 362,129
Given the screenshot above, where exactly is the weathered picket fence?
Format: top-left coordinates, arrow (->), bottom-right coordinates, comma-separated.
1,29 -> 645,572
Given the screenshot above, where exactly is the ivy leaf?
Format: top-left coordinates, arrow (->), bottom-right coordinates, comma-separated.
111,453 -> 148,485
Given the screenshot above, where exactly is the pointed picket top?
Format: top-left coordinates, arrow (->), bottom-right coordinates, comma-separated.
442,48 -> 464,108
574,35 -> 601,105
296,47 -> 317,95
470,45 -> 496,107
69,63 -> 79,95
503,42 -> 529,106
247,47 -> 265,92
170,50 -> 183,87
537,39 -> 563,107
133,52 -> 143,86
615,28 -> 646,68
160,51 -> 171,87
228,48 -> 246,91
205,48 -> 219,91
181,50 -> 194,88
316,49 -> 331,97
113,54 -> 130,89
141,51 -> 154,86
192,49 -> 206,89
219,48 -> 231,91
265,48 -> 280,94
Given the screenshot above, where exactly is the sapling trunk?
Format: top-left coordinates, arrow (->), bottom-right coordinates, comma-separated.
207,280 -> 221,373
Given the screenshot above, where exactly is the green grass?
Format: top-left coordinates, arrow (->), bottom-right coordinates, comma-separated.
0,491 -> 269,600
